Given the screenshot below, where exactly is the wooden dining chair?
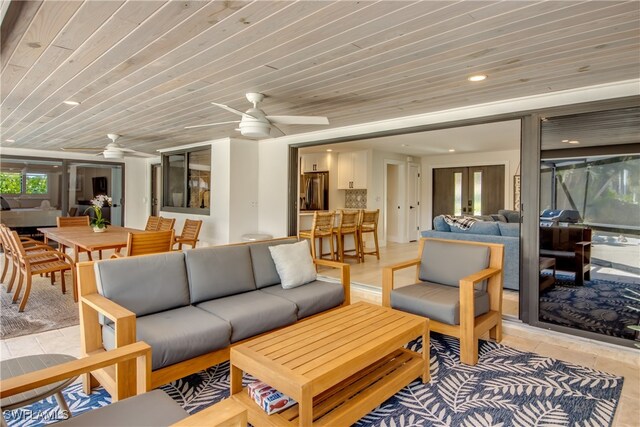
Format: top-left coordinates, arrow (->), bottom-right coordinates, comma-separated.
158,217 -> 176,232
174,219 -> 203,250
299,211 -> 335,260
114,230 -> 175,258
358,209 -> 380,261
56,216 -> 100,260
332,210 -> 360,263
145,215 -> 161,231
7,230 -> 76,311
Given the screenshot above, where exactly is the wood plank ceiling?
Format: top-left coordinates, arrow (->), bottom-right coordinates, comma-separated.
1,0 -> 639,155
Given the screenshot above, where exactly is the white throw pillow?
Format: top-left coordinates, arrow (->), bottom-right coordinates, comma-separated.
269,240 -> 317,289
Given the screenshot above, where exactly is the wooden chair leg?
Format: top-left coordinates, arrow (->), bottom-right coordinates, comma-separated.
1,257 -> 9,283
373,229 -> 380,260
460,336 -> 479,366
18,275 -> 32,312
86,251 -> 93,261
7,264 -> 17,293
489,320 -> 502,343
309,238 -> 317,259
60,269 -> 67,295
12,271 -> 24,303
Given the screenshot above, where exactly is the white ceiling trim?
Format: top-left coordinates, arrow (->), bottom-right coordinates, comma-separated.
259,79 -> 640,146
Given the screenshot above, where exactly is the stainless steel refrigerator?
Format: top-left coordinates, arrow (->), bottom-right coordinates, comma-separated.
300,172 -> 329,211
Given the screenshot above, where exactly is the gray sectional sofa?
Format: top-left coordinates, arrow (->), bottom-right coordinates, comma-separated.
422,214 -> 520,291
78,237 -> 350,400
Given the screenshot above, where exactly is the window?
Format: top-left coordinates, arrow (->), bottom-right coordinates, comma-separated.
0,172 -> 49,195
162,147 -> 211,213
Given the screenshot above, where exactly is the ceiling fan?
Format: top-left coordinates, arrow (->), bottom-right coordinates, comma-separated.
62,134 -> 156,159
185,92 -> 329,138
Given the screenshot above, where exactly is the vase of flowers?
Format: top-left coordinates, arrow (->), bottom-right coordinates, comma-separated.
85,194 -> 112,232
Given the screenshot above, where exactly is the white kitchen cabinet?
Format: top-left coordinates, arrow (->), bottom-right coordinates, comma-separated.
337,150 -> 367,189
301,153 -> 329,173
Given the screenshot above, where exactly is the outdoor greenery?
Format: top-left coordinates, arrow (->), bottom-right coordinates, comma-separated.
0,172 -> 48,195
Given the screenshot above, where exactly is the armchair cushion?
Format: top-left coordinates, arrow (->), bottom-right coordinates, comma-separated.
260,280 -> 344,319
450,221 -> 500,236
102,306 -> 231,370
196,291 -> 297,343
58,389 -> 187,427
390,282 -> 490,325
185,245 -> 256,304
433,215 -> 450,232
95,252 -> 190,317
419,240 -> 490,290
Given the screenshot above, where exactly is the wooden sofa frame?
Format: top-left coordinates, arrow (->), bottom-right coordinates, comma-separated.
382,237 -> 504,365
77,240 -> 350,401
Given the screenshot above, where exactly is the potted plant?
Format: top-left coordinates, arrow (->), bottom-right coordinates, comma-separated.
85,195 -> 112,232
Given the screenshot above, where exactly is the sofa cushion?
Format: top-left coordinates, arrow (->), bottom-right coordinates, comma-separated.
450,221 -> 500,236
498,209 -> 520,223
260,280 -> 344,319
419,239 -> 490,290
491,214 -> 508,222
94,252 -> 190,317
498,222 -> 519,237
390,282 -> 490,325
102,306 -> 231,371
433,215 -> 450,232
196,291 -> 297,342
185,245 -> 256,304
58,389 -> 188,427
249,237 -> 298,289
269,240 -> 317,289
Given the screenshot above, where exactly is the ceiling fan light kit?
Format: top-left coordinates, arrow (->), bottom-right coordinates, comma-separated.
186,92 -> 330,138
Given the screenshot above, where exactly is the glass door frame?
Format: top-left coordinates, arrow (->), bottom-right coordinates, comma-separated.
521,96 -> 640,348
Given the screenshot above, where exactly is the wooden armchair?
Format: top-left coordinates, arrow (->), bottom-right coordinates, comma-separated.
0,342 -> 247,427
158,217 -> 176,231
112,230 -> 175,258
6,230 -> 76,311
383,238 -> 504,365
0,224 -> 48,291
174,219 -> 203,250
145,215 -> 162,231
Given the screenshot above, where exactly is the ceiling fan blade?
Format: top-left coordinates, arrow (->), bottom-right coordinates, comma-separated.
211,102 -> 257,119
61,147 -> 103,152
270,124 -> 286,137
184,120 -> 240,129
119,148 -> 157,158
266,115 -> 329,125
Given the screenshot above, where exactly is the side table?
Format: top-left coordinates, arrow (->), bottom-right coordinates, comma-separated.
1,354 -> 78,425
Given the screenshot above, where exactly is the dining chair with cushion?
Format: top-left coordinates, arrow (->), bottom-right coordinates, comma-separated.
358,209 -> 380,261
113,230 -> 175,258
298,211 -> 335,261
173,219 -> 203,250
382,237 -> 504,365
332,210 -> 360,263
7,230 -> 76,311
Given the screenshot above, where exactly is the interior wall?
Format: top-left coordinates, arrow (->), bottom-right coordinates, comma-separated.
258,139 -> 290,238
422,149 -> 520,229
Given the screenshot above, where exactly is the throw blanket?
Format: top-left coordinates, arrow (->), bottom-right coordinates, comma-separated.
443,214 -> 478,230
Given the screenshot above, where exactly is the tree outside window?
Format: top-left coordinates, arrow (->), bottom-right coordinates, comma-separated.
0,172 -> 22,194
0,172 -> 48,195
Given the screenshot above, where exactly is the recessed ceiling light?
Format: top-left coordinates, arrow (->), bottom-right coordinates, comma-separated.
326,149 -> 332,152
468,74 -> 487,82
401,144 -> 409,147
562,139 -> 569,143
63,100 -> 80,106
5,139 -> 15,143
448,149 -> 456,152
568,140 -> 580,144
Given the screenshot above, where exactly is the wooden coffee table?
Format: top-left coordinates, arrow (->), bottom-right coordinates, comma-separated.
230,302 -> 429,426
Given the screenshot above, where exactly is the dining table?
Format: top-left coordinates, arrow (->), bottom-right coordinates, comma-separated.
37,225 -> 145,263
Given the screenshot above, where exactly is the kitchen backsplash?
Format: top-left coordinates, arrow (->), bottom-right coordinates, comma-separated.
345,189 -> 367,209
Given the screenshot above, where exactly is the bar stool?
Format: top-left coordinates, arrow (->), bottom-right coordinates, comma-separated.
358,209 -> 380,261
299,211 -> 335,260
333,210 -> 360,263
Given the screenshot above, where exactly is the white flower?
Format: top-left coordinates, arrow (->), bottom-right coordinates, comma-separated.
91,195 -> 112,208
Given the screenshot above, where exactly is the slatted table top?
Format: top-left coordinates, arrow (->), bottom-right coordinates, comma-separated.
231,302 -> 427,397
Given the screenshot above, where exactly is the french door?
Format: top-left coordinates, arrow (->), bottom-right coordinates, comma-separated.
432,165 -> 505,217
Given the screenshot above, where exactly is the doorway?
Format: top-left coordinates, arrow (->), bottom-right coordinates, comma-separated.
407,163 -> 421,242
385,162 -> 403,243
432,165 -> 505,217
67,162 -> 123,226
151,164 -> 161,216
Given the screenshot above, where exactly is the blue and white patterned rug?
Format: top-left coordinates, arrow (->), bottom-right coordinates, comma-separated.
3,334 -> 623,427
540,274 -> 640,339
